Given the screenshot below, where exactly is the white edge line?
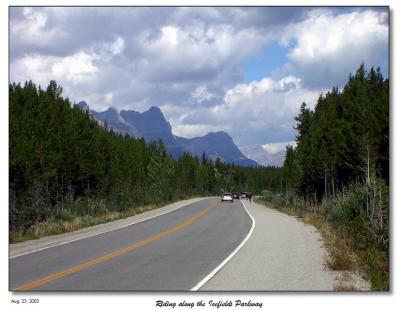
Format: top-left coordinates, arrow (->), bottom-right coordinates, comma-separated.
190,199 -> 256,291
10,197 -> 206,259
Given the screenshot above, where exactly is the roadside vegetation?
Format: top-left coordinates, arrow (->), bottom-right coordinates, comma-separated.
9,81 -> 283,243
10,198 -> 189,243
258,184 -> 387,290
259,64 -> 389,291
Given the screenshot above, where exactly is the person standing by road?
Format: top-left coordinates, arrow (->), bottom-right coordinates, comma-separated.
248,192 -> 252,203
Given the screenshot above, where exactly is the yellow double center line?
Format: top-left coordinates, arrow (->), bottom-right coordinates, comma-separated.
13,201 -> 219,291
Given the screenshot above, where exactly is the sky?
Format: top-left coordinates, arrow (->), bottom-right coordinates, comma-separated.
9,7 -> 389,149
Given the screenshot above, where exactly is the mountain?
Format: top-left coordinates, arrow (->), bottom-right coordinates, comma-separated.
76,101 -> 141,137
76,101 -> 89,112
121,107 -> 183,158
177,132 -> 258,166
91,107 -> 140,137
240,145 -> 286,167
77,102 -> 257,166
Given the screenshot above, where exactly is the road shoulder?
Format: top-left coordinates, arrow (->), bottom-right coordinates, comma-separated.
200,200 -> 338,291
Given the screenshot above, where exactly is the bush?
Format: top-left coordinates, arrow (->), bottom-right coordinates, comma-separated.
329,183 -> 363,225
261,190 -> 274,202
363,179 -> 389,249
55,208 -> 75,221
329,180 -> 389,250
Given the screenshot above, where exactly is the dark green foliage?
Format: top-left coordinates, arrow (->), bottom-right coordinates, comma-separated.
9,80 -> 284,235
284,64 -> 388,200
282,64 -> 389,290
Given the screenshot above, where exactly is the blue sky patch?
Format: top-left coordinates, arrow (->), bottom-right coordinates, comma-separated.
243,42 -> 290,82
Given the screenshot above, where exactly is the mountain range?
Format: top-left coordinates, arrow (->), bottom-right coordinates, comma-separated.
76,101 -> 258,167
240,145 -> 286,167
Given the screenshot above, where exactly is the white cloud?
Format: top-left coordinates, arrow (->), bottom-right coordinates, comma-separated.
160,26 -> 179,46
104,92 -> 113,105
10,8 -> 66,48
136,23 -> 268,84
52,52 -> 99,83
288,10 -> 387,63
9,7 -> 388,147
12,51 -> 99,86
172,124 -> 221,138
169,75 -> 321,145
191,86 -> 217,103
262,141 -> 297,154
109,37 -> 125,55
281,9 -> 388,87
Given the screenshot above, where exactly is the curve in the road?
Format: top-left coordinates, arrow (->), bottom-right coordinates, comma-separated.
10,198 -> 253,291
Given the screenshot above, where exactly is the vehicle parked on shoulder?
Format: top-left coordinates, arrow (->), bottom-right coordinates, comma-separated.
232,193 -> 239,200
221,192 -> 234,203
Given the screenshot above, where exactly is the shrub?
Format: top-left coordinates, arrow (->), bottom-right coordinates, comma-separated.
261,190 -> 274,202
329,183 -> 363,225
329,180 -> 389,250
263,178 -> 389,290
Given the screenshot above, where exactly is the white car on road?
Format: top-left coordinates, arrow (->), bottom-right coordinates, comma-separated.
221,192 -> 234,203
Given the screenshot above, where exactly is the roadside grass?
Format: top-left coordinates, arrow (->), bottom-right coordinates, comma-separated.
255,197 -> 387,291
10,198 -> 196,244
300,212 -> 357,271
256,199 -> 357,272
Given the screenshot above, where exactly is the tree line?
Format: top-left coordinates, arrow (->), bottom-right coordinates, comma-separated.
280,64 -> 389,289
283,64 -> 388,201
9,80 -> 283,234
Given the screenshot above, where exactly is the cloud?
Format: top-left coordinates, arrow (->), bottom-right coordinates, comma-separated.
12,51 -> 98,86
280,9 -> 388,88
10,8 -> 66,51
9,7 -> 388,147
168,75 -> 321,146
191,86 -> 217,103
11,7 -> 282,112
262,141 -> 297,154
108,37 -> 125,55
172,124 -> 222,138
135,22 -> 268,86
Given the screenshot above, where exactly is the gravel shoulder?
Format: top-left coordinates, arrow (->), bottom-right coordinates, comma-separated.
201,200 -> 338,291
10,197 -> 204,258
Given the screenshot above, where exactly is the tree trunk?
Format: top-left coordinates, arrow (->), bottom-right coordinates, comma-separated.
367,144 -> 370,184
314,189 -> 317,208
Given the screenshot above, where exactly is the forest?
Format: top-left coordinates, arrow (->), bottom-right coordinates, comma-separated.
280,64 -> 389,289
9,80 -> 283,238
284,63 -> 388,199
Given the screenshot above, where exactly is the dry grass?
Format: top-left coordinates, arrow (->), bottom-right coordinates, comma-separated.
255,198 -> 370,290
10,203 -> 160,243
301,213 -> 357,271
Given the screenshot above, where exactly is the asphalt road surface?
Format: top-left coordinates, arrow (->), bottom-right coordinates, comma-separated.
10,198 -> 252,291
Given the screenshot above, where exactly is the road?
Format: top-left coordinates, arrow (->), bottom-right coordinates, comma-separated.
9,197 -> 252,291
